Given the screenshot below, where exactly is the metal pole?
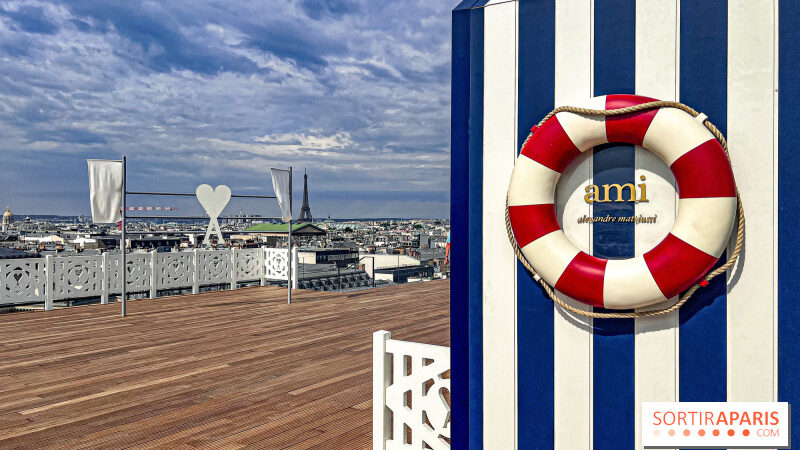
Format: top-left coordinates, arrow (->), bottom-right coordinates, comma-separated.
287,167 -> 293,304
126,191 -> 276,199
125,215 -> 281,220
121,156 -> 127,317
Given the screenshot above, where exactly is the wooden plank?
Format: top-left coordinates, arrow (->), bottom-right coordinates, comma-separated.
0,280 -> 450,448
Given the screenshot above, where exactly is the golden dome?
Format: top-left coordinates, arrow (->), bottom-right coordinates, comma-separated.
2,207 -> 12,225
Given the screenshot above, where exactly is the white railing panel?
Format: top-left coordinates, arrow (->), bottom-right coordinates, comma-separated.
0,257 -> 46,304
373,330 -> 451,450
107,253 -> 152,294
157,252 -> 195,289
0,246 -> 293,307
236,248 -> 262,282
264,248 -> 289,281
52,255 -> 104,301
197,250 -> 232,285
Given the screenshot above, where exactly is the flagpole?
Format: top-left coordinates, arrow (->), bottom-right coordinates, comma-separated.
121,156 -> 127,318
287,166 -> 293,305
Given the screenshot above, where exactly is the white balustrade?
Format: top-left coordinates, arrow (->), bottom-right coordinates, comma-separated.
51,255 -> 104,300
107,253 -> 152,295
236,248 -> 263,285
0,247 -> 294,307
264,248 -> 289,281
373,330 -> 451,450
0,257 -> 47,304
157,252 -> 196,290
197,250 -> 232,285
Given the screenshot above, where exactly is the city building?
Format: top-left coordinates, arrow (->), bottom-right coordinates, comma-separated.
1,207 -> 13,232
0,247 -> 33,259
295,263 -> 373,291
245,222 -> 326,239
373,265 -> 434,283
298,248 -> 360,268
129,236 -> 182,250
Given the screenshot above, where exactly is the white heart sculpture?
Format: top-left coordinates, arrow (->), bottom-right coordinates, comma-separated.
196,184 -> 231,218
196,184 -> 231,247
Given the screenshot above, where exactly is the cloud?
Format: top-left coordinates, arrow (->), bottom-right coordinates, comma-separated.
27,127 -> 108,145
299,0 -> 361,20
0,4 -> 59,34
0,0 -> 454,218
253,131 -> 353,149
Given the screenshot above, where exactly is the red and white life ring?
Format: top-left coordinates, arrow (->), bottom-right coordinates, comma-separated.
507,94 -> 737,310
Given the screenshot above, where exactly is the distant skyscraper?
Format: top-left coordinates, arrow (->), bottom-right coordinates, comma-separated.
298,170 -> 313,223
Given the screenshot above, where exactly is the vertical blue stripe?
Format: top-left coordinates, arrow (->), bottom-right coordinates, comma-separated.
467,6 -> 484,449
593,1 -> 636,449
678,3 -> 727,437
450,3 -> 473,448
517,0 -> 555,447
778,0 -> 800,438
592,145 -> 636,260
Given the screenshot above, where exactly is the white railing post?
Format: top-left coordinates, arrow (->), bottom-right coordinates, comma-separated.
192,249 -> 199,295
101,253 -> 109,305
230,247 -> 237,290
291,247 -> 299,289
259,247 -> 267,286
149,251 -> 157,299
373,330 -> 392,450
44,255 -> 54,311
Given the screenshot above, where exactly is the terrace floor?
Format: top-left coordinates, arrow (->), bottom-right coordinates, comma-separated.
0,280 -> 450,449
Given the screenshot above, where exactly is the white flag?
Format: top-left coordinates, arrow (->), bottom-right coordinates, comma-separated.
270,168 -> 292,222
87,159 -> 123,223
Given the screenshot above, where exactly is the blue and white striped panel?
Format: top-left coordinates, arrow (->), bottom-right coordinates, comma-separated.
451,1 -> 794,448
779,1 -> 800,444
450,3 -> 472,448
592,3 -> 636,450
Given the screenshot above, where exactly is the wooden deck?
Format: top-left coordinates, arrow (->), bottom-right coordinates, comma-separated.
0,280 -> 450,449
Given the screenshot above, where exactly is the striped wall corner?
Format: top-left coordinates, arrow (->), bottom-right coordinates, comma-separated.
450,0 -> 799,449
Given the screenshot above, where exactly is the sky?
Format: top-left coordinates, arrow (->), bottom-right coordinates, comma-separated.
0,0 -> 453,219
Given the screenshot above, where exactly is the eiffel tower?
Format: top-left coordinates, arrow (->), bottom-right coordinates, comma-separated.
298,170 -> 313,223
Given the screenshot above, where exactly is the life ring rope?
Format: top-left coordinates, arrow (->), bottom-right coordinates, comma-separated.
506,100 -> 745,319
